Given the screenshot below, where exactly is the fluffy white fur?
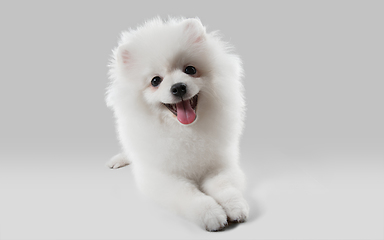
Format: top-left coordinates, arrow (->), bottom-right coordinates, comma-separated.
106,17 -> 249,231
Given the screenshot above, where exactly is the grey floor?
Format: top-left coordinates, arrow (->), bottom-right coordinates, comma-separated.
1,138 -> 383,239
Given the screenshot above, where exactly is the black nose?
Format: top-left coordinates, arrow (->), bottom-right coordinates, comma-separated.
170,83 -> 187,98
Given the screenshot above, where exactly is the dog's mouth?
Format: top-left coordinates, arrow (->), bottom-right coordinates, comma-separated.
163,94 -> 198,125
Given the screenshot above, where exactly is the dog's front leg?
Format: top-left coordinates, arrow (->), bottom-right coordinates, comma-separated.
200,167 -> 249,223
135,170 -> 228,231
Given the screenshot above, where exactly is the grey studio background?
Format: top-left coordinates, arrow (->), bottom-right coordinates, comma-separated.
0,1 -> 383,240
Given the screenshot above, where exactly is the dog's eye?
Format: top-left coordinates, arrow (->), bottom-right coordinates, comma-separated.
184,66 -> 196,75
151,76 -> 162,87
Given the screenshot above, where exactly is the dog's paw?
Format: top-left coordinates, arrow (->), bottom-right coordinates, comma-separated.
106,153 -> 130,169
198,199 -> 228,232
221,196 -> 249,223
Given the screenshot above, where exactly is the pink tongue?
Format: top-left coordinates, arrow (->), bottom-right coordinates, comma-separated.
176,100 -> 196,125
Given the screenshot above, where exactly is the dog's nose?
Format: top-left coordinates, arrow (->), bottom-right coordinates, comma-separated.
170,83 -> 187,98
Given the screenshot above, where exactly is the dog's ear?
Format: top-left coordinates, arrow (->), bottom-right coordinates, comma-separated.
183,18 -> 206,43
116,43 -> 131,68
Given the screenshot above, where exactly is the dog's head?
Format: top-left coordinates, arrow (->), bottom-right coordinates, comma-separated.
108,17 -> 243,128
111,18 -> 214,125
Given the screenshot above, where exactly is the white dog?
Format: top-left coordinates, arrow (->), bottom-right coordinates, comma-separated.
106,17 -> 249,231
